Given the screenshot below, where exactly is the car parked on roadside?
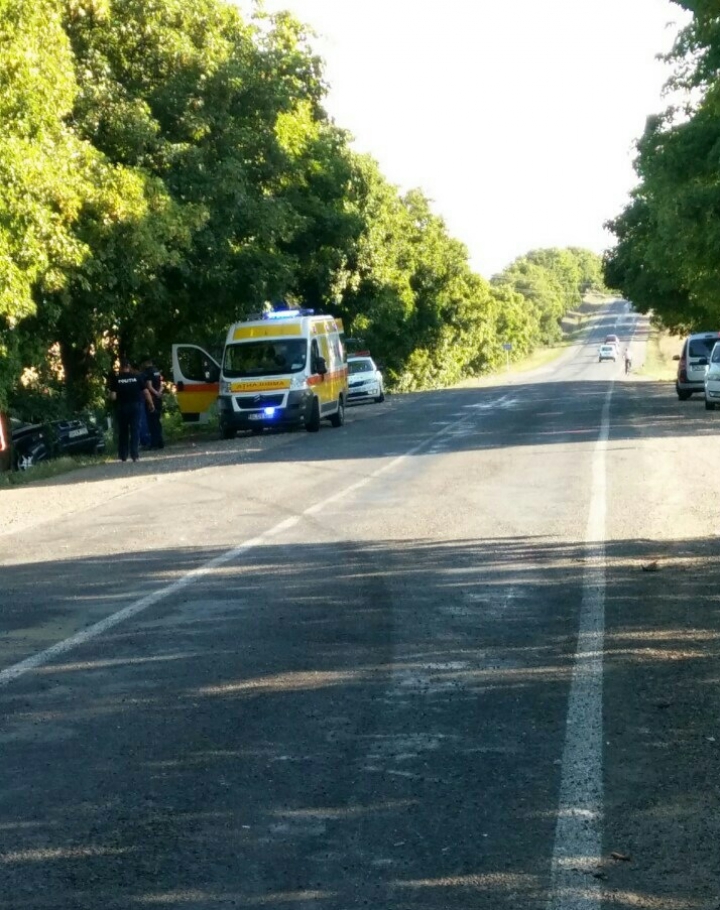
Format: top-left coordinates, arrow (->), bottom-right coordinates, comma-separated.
704,341 -> 720,410
347,355 -> 385,404
674,331 -> 720,400
598,344 -> 617,363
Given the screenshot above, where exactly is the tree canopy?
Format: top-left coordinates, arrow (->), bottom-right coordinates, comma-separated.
492,248 -> 605,346
0,0 -> 607,416
604,1 -> 720,332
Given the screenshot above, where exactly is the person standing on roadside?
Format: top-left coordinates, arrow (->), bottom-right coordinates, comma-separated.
624,347 -> 633,375
110,358 -> 154,462
105,362 -> 119,445
141,357 -> 165,450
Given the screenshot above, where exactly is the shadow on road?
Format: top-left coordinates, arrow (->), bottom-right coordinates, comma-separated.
1,531 -> 719,908
5,371 -> 715,496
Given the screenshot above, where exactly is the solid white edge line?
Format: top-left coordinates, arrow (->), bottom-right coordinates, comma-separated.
549,383 -> 613,907
0,393 -> 509,689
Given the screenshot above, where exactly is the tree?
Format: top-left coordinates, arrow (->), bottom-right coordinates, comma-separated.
334,158 -> 505,389
0,0 -> 95,407
493,257 -> 565,344
604,3 -> 720,330
22,0 -> 340,407
1,0 -> 614,413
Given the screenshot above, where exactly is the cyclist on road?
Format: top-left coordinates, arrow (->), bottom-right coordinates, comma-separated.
624,348 -> 632,375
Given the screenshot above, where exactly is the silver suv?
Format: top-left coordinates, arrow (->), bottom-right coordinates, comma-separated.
674,332 -> 720,400
704,342 -> 720,410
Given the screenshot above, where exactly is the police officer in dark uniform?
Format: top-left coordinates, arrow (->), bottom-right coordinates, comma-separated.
141,357 -> 164,450
110,359 -> 153,462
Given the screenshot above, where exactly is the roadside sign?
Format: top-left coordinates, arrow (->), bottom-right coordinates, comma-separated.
502,343 -> 512,351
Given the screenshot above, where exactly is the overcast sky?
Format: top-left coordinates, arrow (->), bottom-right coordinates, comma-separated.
239,0 -> 689,278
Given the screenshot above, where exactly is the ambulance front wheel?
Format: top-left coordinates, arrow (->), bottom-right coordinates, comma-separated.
305,398 -> 321,433
330,396 -> 345,428
221,425 -> 237,440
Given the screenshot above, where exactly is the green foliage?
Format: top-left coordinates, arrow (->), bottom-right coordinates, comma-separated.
604,3 -> 720,331
0,0 -> 97,407
0,0 -> 86,316
492,248 -> 603,345
335,158 -> 507,390
0,0 -> 609,418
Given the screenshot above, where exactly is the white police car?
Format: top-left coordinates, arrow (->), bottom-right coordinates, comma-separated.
347,356 -> 385,404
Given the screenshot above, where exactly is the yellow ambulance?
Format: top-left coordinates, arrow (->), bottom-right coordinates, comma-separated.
172,309 -> 348,437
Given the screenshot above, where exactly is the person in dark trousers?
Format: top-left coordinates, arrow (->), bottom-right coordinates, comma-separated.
141,357 -> 164,450
105,364 -> 119,447
624,347 -> 633,375
110,359 -> 154,462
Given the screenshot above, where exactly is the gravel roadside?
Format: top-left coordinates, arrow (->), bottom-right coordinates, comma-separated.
0,434 -> 281,541
0,396 -> 385,541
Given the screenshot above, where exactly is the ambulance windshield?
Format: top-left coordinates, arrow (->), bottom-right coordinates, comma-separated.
223,339 -> 307,378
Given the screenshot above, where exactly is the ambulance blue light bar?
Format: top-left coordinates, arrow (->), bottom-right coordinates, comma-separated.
263,308 -> 314,320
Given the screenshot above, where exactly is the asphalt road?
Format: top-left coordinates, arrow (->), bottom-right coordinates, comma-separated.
1,301 -> 720,909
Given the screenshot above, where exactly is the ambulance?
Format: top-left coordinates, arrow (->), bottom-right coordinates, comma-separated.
172,309 -> 348,436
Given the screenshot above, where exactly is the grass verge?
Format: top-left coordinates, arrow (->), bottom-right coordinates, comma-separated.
0,453 -> 112,488
162,408 -> 220,445
637,325 -> 680,382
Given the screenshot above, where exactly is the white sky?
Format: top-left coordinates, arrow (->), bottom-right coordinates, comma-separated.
241,0 -> 690,278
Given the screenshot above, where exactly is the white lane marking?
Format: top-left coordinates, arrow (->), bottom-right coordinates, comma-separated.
549,384 -> 612,907
0,400 -> 503,688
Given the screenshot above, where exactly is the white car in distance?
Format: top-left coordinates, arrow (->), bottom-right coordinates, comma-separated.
347,356 -> 385,404
598,344 -> 618,363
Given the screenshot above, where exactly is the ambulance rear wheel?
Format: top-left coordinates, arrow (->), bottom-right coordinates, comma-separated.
330,396 -> 345,428
305,398 -> 321,433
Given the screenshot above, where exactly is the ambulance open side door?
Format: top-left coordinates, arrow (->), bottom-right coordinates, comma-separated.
171,344 -> 221,423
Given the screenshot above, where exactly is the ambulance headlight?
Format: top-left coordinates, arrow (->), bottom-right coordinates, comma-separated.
289,376 -> 306,390
220,380 -> 231,395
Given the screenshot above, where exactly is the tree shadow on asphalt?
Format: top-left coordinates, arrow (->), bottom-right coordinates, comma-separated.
6,372 -> 717,495
1,533 -> 719,908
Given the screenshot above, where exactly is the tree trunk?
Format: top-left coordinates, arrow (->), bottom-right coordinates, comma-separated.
59,339 -> 93,413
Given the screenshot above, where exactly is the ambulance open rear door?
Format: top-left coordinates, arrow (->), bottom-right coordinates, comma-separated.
171,344 -> 221,423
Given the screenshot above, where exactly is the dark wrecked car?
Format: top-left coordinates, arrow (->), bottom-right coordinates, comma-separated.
9,419 -> 48,471
8,414 -> 106,471
52,416 -> 107,459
